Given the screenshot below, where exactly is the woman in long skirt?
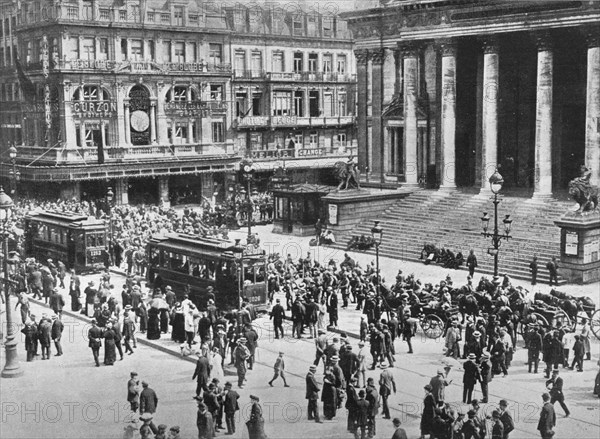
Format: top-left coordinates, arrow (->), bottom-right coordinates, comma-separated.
420,384 -> 436,439
171,303 -> 186,343
321,369 -> 338,420
103,322 -> 117,365
146,307 -> 161,340
210,348 -> 225,383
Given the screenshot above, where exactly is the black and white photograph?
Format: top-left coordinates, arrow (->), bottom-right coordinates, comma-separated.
0,0 -> 599,438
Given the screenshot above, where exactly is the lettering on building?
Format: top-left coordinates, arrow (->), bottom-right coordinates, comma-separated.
71,101 -> 118,118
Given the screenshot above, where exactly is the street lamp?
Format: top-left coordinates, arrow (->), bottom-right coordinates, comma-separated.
481,169 -> 513,279
231,238 -> 245,314
8,145 -> 20,196
240,159 -> 255,244
371,220 -> 383,296
106,187 -> 114,266
0,186 -> 23,378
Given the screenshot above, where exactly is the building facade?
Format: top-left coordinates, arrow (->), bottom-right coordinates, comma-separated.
342,0 -> 600,194
0,0 -> 356,204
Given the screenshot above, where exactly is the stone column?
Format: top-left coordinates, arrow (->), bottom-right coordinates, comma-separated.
440,40 -> 457,190
585,30 -> 600,186
78,121 -> 85,148
355,49 -> 369,172
480,38 -> 499,192
403,46 -> 419,186
533,33 -> 554,198
123,100 -> 131,145
370,48 -> 385,180
382,47 -> 395,104
394,49 -> 403,96
367,57 -> 373,118
187,118 -> 194,144
150,101 -> 157,144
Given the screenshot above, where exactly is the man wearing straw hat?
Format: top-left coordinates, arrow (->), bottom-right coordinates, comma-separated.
463,353 -> 480,404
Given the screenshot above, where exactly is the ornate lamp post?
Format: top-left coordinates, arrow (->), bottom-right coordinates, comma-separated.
240,159 -> 255,244
1,186 -> 23,378
8,145 -> 20,196
106,186 -> 114,266
481,170 -> 513,279
371,221 -> 383,297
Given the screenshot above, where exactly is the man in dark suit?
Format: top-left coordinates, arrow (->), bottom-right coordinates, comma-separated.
223,382 -> 239,434
193,353 -> 211,397
463,354 -> 481,404
366,377 -> 380,438
498,400 -> 514,439
546,368 -> 570,417
391,417 -> 408,439
527,324 -> 543,373
139,381 -> 159,434
88,319 -> 103,367
270,299 -> 286,339
305,365 -> 322,423
491,410 -> 504,439
355,389 -> 370,439
127,372 -> 140,413
340,344 -> 360,384
537,393 -> 556,439
51,314 -> 64,356
378,364 -> 396,419
305,297 -> 320,338
243,324 -> 259,370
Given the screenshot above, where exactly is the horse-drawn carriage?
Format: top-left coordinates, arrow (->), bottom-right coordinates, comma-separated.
417,304 -> 462,339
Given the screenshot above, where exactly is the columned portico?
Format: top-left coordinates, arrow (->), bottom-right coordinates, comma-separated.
370,48 -> 385,180
480,38 -> 499,193
355,49 -> 369,171
585,30 -> 600,186
533,33 -> 554,198
439,40 -> 457,190
402,46 -> 419,186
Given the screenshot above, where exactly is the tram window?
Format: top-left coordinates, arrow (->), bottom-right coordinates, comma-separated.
96,234 -> 105,247
149,248 -> 160,266
256,264 -> 265,283
87,234 -> 97,247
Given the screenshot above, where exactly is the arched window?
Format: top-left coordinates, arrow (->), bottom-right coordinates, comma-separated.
73,85 -> 111,101
166,85 -> 197,102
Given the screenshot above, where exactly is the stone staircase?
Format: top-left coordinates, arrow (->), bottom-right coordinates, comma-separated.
330,189 -> 573,285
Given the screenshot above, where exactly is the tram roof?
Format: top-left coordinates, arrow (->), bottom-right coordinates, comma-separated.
25,210 -> 106,229
147,233 -> 267,260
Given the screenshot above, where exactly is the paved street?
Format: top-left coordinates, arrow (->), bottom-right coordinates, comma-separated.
2,252 -> 599,439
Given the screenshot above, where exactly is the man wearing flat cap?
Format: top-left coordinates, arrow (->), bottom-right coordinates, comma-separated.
306,365 -> 322,423
233,338 -> 250,389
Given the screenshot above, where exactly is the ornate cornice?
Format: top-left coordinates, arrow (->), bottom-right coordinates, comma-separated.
397,42 -> 420,58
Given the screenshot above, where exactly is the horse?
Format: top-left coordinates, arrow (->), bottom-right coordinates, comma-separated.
457,288 -> 479,323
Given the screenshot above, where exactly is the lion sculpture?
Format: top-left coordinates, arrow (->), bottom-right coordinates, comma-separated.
568,166 -> 599,214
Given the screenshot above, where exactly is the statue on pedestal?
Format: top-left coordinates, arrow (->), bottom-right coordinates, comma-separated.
334,155 -> 361,191
568,166 -> 599,213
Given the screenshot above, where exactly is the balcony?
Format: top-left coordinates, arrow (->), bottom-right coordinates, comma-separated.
233,70 -> 266,79
250,146 -> 357,161
15,143 -> 237,166
235,115 -> 354,128
265,72 -> 356,83
47,59 -> 231,75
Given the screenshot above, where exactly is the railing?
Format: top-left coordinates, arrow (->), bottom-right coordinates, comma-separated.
236,115 -> 354,128
233,70 -> 266,79
14,143 -> 237,166
48,59 -> 231,74
250,146 -> 357,161
266,72 -> 356,82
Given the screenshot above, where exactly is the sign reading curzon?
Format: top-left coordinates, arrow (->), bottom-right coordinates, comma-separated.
71,101 -> 117,118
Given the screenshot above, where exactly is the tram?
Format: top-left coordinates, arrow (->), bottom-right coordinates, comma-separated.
24,210 -> 108,272
145,233 -> 268,312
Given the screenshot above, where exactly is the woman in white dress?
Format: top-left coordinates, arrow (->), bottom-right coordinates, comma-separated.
317,297 -> 327,330
210,347 -> 225,383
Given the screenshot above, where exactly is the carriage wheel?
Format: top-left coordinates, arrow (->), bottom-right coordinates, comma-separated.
554,310 -> 572,331
419,315 -> 430,331
591,309 -> 600,341
422,314 -> 444,339
531,313 -> 549,330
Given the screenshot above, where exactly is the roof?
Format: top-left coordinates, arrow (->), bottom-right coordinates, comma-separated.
273,183 -> 333,195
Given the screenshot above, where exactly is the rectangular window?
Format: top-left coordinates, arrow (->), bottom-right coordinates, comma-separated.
251,51 -> 262,76
69,37 -> 79,60
174,7 -> 184,26
323,54 -> 332,73
210,84 -> 223,101
294,134 -> 303,147
293,52 -> 303,72
309,132 -> 318,146
337,55 -> 347,74
82,0 -> 93,20
189,42 -> 196,62
161,13 -> 170,24
99,38 -> 108,60
308,53 -> 318,72
131,40 -> 143,61
131,5 -> 140,22
323,16 -> 333,37
82,37 -> 95,61
272,91 -> 292,116
99,9 -> 110,20
292,15 -> 303,35
323,92 -> 333,117
294,91 -> 304,117
162,41 -> 171,62
147,12 -> 155,22
119,10 -> 127,21
252,94 -> 261,116
121,39 -> 127,61
272,51 -> 284,73
67,7 -> 79,20
337,133 -> 347,146
209,43 -> 222,65
338,92 -> 347,116
234,50 -> 246,74
212,121 -> 224,143
148,40 -> 155,60
174,42 -> 185,63
236,92 -> 247,117
188,14 -> 198,25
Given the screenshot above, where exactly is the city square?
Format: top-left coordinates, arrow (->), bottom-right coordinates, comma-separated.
1,1 -> 600,439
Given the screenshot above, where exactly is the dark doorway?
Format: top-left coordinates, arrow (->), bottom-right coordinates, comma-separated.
309,91 -> 319,117
127,177 -> 159,205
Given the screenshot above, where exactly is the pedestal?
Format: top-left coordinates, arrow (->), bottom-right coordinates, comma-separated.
554,210 -> 600,284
